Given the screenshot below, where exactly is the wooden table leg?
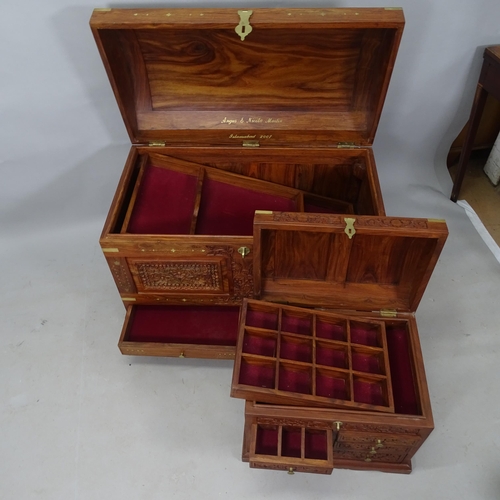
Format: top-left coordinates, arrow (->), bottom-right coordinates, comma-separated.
450,84 -> 489,202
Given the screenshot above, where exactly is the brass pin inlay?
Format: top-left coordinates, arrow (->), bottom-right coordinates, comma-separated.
344,218 -> 356,239
235,10 -> 253,41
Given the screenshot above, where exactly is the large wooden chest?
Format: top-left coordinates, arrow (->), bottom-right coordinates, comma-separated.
90,7 -> 405,359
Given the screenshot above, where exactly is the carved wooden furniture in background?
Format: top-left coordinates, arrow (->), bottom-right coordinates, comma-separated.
451,45 -> 500,201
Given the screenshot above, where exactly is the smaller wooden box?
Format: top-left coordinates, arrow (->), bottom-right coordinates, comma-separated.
91,7 -> 405,358
230,212 -> 448,474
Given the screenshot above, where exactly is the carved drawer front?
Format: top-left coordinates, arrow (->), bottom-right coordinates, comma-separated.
334,448 -> 408,464
129,258 -> 228,294
337,431 -> 420,448
125,244 -> 253,301
249,423 -> 334,475
334,431 -> 417,464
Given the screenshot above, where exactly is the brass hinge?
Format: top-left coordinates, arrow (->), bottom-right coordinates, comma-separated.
148,141 -> 166,147
243,140 -> 260,147
380,309 -> 397,318
337,142 -> 358,149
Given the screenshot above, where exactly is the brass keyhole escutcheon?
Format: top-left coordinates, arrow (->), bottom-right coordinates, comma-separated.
238,246 -> 250,258
288,467 -> 295,475
344,217 -> 356,239
235,10 -> 253,41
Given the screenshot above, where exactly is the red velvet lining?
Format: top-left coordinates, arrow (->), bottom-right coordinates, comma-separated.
386,325 -> 419,415
279,337 -> 312,363
316,320 -> 347,341
255,426 -> 278,456
350,322 -> 381,347
304,202 -> 338,214
353,378 -> 385,406
282,428 -> 302,458
316,372 -> 348,400
316,345 -> 347,369
281,314 -> 312,336
239,358 -> 275,388
128,166 -> 197,234
126,305 -> 239,345
305,431 -> 328,460
278,365 -> 312,394
242,331 -> 277,357
351,352 -> 383,374
246,310 -> 279,330
196,178 -> 297,236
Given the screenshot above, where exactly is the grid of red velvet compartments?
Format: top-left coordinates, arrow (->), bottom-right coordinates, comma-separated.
249,423 -> 334,474
231,300 -> 395,413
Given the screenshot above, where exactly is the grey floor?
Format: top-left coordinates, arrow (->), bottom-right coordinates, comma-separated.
2,145 -> 500,499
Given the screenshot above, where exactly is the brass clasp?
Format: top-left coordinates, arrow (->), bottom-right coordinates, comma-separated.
344,218 -> 356,239
235,10 -> 253,41
238,247 -> 250,259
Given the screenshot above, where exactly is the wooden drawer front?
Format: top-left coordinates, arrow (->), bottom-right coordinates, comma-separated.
121,243 -> 253,302
341,422 -> 420,436
334,430 -> 419,464
337,431 -> 420,448
334,447 -> 408,464
250,460 -> 332,475
129,257 -> 230,294
249,423 -> 334,475
256,417 -> 332,431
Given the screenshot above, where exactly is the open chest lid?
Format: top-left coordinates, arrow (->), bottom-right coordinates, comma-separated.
253,212 -> 448,314
90,8 -> 404,147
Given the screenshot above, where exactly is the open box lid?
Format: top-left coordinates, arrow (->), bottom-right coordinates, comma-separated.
90,8 -> 404,147
253,212 -> 448,313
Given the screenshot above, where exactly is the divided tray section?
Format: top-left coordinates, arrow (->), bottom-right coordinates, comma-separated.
121,155 -> 305,236
249,422 -> 334,474
232,300 -> 395,413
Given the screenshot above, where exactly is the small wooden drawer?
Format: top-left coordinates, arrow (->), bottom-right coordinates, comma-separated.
118,304 -> 240,359
248,423 -> 334,475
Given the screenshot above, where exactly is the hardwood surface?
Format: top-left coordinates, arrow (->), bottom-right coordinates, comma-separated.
90,8 -> 404,146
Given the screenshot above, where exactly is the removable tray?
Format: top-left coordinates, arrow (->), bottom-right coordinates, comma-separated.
231,300 -> 395,413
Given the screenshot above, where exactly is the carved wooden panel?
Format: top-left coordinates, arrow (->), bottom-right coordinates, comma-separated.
255,417 -> 332,431
136,261 -> 221,291
341,423 -> 420,435
250,461 -> 332,475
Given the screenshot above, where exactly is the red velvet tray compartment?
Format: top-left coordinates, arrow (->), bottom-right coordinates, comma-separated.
119,304 -> 240,358
231,300 -> 395,413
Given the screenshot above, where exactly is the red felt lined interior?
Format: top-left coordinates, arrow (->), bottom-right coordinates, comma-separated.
316,344 -> 347,368
126,305 -> 239,345
316,320 -> 347,341
128,165 -> 197,234
353,378 -> 385,406
352,352 -> 383,374
246,310 -> 279,330
386,324 -> 419,415
305,431 -> 328,460
243,331 -> 277,357
281,314 -> 312,335
278,365 -> 312,394
255,426 -> 278,456
282,428 -> 302,458
280,337 -> 312,363
239,358 -> 276,388
196,178 -> 297,235
350,322 -> 381,347
316,371 -> 349,399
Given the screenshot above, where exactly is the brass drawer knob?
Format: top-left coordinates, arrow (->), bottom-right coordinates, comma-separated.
288,467 -> 295,475
375,439 -> 384,449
